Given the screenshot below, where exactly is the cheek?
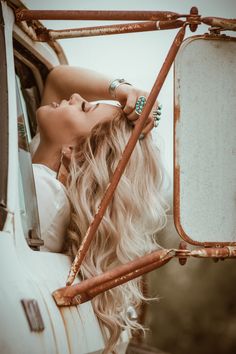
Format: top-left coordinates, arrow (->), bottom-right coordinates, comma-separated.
37,106 -> 95,142
36,107 -> 71,143
70,115 -> 94,137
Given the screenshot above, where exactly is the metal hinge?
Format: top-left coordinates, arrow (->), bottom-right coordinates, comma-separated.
21,299 -> 45,332
26,229 -> 44,250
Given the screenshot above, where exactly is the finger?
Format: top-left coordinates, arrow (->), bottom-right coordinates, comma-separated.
123,95 -> 137,116
131,114 -> 153,131
127,110 -> 139,121
142,119 -> 155,135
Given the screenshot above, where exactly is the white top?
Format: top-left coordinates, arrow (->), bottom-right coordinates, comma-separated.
32,164 -> 70,253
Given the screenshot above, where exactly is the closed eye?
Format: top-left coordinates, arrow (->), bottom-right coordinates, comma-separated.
92,103 -> 100,111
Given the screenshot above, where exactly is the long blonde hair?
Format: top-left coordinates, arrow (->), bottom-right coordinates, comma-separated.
64,110 -> 168,353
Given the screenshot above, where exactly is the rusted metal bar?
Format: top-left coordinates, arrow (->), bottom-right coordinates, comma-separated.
201,17 -> 236,31
53,245 -> 236,306
191,246 -> 236,258
78,256 -> 172,305
15,9 -> 181,22
66,24 -> 187,287
36,20 -> 185,41
17,21 -> 38,41
53,249 -> 174,306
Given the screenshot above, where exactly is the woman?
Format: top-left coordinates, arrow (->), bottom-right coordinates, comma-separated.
32,65 -> 168,353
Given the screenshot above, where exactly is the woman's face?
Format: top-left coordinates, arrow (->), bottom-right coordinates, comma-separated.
36,93 -> 121,146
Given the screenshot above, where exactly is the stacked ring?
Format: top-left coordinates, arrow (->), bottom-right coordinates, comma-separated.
153,104 -> 162,128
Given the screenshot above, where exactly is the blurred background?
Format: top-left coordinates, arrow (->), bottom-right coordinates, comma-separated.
25,1 -> 236,353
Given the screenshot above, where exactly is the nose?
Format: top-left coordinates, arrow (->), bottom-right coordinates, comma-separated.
69,93 -> 82,104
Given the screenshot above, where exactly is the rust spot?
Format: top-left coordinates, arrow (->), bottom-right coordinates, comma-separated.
202,17 -> 236,31
191,246 -> 236,258
174,102 -> 180,123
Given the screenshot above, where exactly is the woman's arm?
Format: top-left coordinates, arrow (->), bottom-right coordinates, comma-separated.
41,65 -> 159,135
41,65 -> 113,105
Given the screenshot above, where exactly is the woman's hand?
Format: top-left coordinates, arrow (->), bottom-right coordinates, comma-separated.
115,84 -> 159,135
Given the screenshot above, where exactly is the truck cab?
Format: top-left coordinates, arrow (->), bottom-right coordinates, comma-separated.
0,1 -> 128,353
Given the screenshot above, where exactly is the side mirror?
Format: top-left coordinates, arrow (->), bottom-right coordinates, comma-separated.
174,35 -> 236,245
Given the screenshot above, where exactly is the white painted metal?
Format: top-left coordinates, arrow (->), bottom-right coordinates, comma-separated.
0,2 -> 129,353
174,35 -> 236,244
3,2 -> 19,221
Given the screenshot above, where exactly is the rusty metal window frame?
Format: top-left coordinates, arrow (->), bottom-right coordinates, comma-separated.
14,8 -> 236,42
14,6 -> 236,305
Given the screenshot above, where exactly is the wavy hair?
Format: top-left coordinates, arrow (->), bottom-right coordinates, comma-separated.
64,110 -> 168,353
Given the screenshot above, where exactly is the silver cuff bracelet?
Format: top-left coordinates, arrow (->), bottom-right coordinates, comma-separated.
109,78 -> 132,99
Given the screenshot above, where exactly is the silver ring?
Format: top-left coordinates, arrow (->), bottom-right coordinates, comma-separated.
152,103 -> 162,127
153,110 -> 160,118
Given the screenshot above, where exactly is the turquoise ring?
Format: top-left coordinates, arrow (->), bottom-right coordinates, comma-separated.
135,97 -> 162,129
135,96 -> 147,115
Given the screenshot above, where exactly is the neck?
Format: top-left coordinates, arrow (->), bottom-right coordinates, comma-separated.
32,140 -> 61,173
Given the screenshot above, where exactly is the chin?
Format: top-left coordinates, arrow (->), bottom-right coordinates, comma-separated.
36,107 -> 52,134
36,105 -> 50,120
